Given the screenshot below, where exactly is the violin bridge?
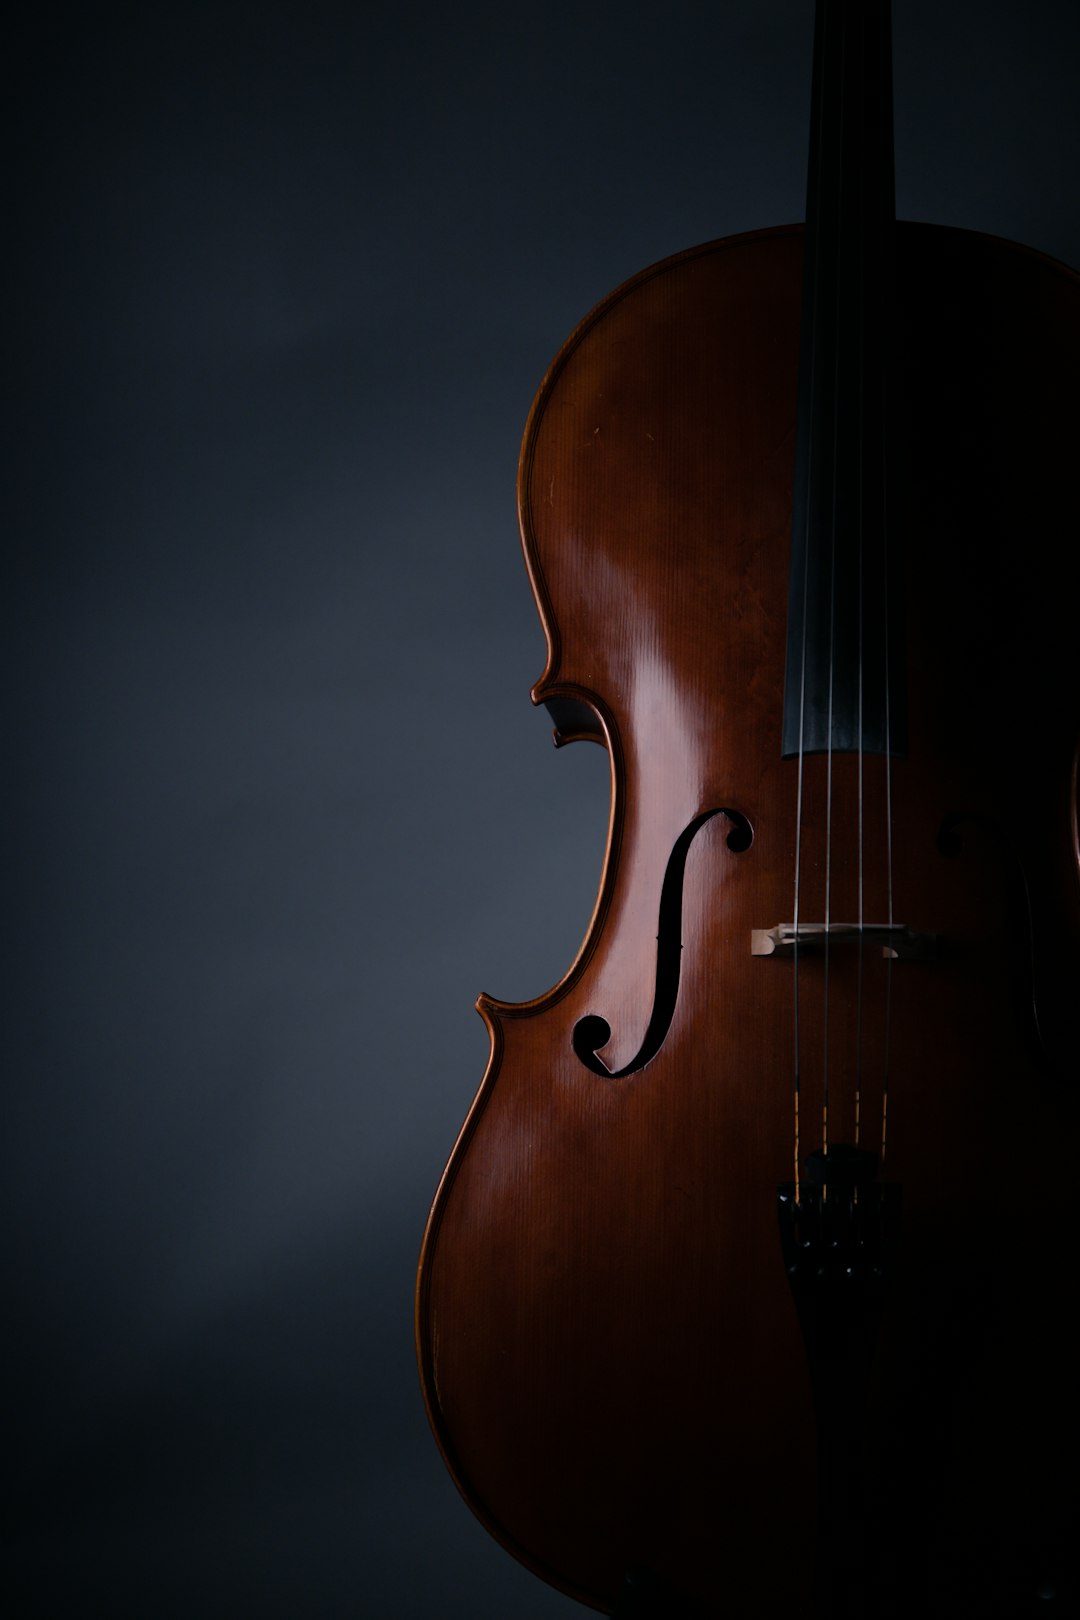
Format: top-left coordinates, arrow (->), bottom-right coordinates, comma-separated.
750,922 -> 935,960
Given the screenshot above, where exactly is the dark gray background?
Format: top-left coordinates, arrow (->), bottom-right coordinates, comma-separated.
6,2 -> 1078,1615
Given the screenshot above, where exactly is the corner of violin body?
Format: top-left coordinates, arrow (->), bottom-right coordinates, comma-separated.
536,691 -> 608,750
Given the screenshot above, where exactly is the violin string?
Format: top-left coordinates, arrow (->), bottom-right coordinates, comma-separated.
794,516 -> 808,1207
823,598 -> 834,1177
855,0 -> 866,1155
793,398 -> 812,1204
794,582 -> 806,1208
881,407 -> 894,1172
822,0 -> 851,1180
880,1 -> 895,1173
794,3 -> 834,1212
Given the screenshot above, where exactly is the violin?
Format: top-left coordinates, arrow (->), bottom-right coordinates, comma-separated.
416,2 -> 1079,1613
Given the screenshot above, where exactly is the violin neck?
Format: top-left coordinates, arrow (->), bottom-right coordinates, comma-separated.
782,0 -> 906,760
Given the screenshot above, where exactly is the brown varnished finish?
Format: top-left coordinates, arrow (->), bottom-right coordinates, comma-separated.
416,224 -> 1080,1614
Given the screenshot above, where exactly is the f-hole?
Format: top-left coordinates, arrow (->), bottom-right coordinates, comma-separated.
573,807 -> 753,1078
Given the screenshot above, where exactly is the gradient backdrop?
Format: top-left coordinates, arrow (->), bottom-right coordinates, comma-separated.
7,2 -> 1079,1615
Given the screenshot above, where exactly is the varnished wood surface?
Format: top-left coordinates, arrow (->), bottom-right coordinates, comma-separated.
416,224 -> 1080,1616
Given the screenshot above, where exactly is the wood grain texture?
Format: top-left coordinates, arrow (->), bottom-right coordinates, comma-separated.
416,223 -> 1080,1616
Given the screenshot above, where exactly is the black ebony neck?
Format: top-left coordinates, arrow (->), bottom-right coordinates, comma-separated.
782,0 -> 906,759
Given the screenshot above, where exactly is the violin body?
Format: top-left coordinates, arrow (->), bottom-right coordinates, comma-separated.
416,223 -> 1079,1614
